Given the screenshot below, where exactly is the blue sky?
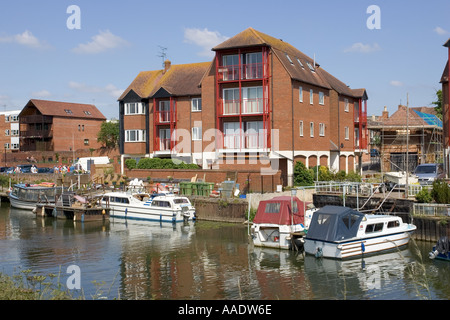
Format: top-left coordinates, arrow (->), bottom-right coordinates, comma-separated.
0,0 -> 449,120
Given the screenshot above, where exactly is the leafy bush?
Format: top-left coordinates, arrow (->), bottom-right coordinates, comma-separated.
293,162 -> 314,186
136,158 -> 199,170
415,188 -> 433,203
124,159 -> 136,169
431,179 -> 450,204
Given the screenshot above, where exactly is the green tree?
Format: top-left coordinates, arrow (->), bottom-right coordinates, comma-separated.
293,162 -> 314,186
97,120 -> 119,149
431,89 -> 443,120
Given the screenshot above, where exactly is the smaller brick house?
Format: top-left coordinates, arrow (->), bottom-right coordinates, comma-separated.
19,99 -> 106,152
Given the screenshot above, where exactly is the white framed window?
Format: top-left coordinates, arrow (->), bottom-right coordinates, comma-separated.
11,143 -> 19,150
319,123 -> 325,136
299,86 -> 303,102
319,92 -> 324,105
5,129 -> 9,136
296,58 -> 304,68
191,98 -> 202,112
125,129 -> 146,142
192,127 -> 202,140
344,98 -> 349,112
310,89 -> 314,105
310,122 -> 314,137
125,102 -> 145,115
11,130 -> 19,136
285,53 -> 294,64
4,143 -> 9,149
299,120 -> 303,136
345,127 -> 349,140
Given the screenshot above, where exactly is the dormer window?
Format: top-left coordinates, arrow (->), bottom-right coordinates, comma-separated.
64,109 -> 73,114
297,58 -> 304,68
84,111 -> 91,115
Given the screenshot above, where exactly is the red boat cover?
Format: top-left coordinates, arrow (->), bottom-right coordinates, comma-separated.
253,196 -> 307,225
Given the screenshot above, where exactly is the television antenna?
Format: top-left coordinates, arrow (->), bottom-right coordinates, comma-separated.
157,46 -> 168,67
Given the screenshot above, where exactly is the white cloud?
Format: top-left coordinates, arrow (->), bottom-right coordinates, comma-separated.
32,90 -> 51,98
434,26 -> 449,35
72,30 -> 129,54
344,42 -> 381,53
0,30 -> 49,49
184,28 -> 229,57
69,81 -> 123,98
390,80 -> 404,87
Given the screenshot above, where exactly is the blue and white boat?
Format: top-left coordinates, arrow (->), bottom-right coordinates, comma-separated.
304,206 -> 416,259
101,191 -> 196,222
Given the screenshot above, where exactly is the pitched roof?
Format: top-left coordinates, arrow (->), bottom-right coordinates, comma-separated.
441,61 -> 448,83
213,27 -> 364,96
118,61 -> 210,100
376,105 -> 441,128
21,99 -> 106,120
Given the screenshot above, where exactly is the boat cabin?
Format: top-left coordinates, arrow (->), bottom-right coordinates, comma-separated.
306,206 -> 365,242
253,196 -> 308,226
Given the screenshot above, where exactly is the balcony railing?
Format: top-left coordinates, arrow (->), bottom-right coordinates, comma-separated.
223,132 -> 267,149
20,115 -> 53,124
221,98 -> 266,116
20,130 -> 53,139
218,63 -> 263,81
155,111 -> 174,124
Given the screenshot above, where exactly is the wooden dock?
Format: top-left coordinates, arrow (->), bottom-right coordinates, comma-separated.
35,203 -> 110,222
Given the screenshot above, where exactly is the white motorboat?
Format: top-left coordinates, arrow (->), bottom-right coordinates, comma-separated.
101,191 -> 196,222
384,171 -> 418,185
304,206 -> 416,259
250,196 -> 318,250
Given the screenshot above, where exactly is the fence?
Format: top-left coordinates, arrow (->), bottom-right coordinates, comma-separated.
413,203 -> 450,217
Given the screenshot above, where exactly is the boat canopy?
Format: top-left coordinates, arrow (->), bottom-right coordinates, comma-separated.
253,196 -> 307,226
306,206 -> 365,242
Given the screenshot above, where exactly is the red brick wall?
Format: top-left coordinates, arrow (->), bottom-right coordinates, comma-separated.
125,168 -> 283,193
52,117 -> 104,151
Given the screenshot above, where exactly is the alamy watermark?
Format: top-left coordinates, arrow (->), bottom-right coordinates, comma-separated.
66,5 -> 81,30
366,5 -> 381,30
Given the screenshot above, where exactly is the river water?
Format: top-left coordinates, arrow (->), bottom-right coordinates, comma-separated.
0,202 -> 449,301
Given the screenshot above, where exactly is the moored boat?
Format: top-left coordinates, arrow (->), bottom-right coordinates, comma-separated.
429,236 -> 450,261
250,196 -> 317,250
101,191 -> 196,222
8,183 -> 64,210
35,192 -> 109,222
304,206 -> 416,259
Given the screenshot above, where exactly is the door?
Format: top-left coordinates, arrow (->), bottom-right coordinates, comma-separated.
224,122 -> 241,149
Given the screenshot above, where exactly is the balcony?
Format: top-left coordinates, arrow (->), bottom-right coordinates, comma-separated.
223,132 -> 267,150
220,98 -> 266,116
20,129 -> 53,139
20,115 -> 53,124
154,111 -> 175,124
218,63 -> 263,82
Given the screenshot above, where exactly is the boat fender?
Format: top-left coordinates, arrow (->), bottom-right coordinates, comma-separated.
52,207 -> 57,218
315,247 -> 323,258
429,250 -> 438,259
361,242 -> 365,253
102,209 -> 105,215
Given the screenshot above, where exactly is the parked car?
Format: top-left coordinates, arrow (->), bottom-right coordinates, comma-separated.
413,163 -> 445,185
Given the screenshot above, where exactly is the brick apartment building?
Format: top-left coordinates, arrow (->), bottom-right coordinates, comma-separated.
0,110 -> 21,152
119,28 -> 368,186
442,38 -> 449,172
19,99 -> 106,152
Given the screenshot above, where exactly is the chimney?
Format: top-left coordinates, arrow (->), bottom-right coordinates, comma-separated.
163,60 -> 171,74
381,106 -> 389,119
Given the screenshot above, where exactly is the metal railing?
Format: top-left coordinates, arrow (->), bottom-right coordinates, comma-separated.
413,203 -> 450,216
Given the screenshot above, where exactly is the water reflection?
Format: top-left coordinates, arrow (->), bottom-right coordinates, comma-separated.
0,205 -> 449,300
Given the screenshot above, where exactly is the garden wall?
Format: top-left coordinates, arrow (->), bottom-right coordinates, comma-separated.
124,168 -> 283,193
